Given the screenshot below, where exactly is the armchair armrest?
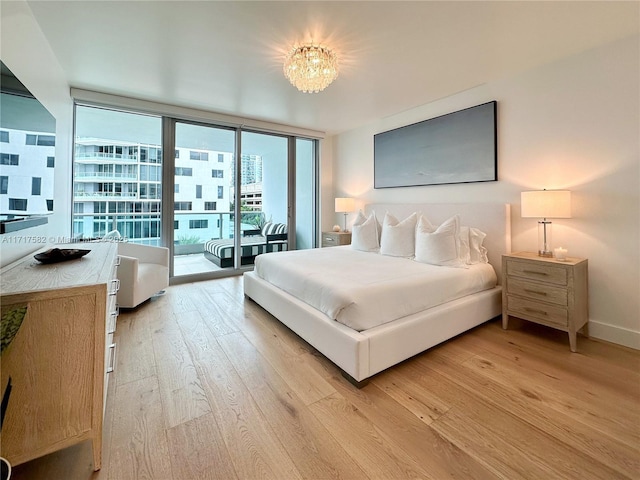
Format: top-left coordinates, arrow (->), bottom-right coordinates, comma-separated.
117,255 -> 138,283
243,229 -> 261,237
118,242 -> 169,266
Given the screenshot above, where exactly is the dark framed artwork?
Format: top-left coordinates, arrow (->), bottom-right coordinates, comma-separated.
374,101 -> 497,188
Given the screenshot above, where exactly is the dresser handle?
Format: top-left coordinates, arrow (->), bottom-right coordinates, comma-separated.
523,270 -> 548,276
109,279 -> 120,296
106,343 -> 117,373
524,307 -> 548,315
108,308 -> 119,334
524,289 -> 547,296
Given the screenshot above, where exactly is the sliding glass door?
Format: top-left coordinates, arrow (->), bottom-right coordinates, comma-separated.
172,122 -> 235,277
240,130 -> 289,241
74,103 -> 319,282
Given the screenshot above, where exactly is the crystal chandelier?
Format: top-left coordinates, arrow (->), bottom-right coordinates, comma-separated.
283,44 -> 339,93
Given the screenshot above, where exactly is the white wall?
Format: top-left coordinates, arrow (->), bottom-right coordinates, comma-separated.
1,0 -> 73,265
327,36 -> 639,349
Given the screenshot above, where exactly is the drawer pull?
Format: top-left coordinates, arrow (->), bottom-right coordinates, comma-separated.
524,289 -> 548,296
324,237 -> 333,241
109,279 -> 120,296
108,308 -> 119,334
106,343 -> 117,373
115,256 -> 121,266
524,307 -> 548,316
522,270 -> 548,276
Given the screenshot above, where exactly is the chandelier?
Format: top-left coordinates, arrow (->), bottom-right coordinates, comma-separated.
283,44 -> 339,93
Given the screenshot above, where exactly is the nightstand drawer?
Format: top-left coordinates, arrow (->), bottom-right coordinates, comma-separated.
507,296 -> 568,327
323,235 -> 340,246
322,232 -> 351,247
507,260 -> 567,286
507,278 -> 567,306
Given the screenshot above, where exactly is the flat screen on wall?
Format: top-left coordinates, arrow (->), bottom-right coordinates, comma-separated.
374,101 -> 497,188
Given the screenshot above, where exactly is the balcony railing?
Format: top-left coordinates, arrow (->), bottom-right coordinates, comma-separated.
75,152 -> 140,162
72,211 -> 266,254
74,172 -> 139,180
73,192 -> 138,199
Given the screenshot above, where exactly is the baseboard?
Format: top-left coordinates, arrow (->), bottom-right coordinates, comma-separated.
588,320 -> 640,350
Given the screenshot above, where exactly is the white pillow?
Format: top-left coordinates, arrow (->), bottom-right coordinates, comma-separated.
351,211 -> 380,252
469,227 -> 488,264
415,215 -> 468,268
380,212 -> 417,257
458,226 -> 471,264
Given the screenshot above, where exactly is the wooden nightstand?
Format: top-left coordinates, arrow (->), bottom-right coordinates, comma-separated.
322,231 -> 352,247
502,252 -> 588,352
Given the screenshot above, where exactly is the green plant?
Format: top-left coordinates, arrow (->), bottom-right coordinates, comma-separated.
177,235 -> 201,245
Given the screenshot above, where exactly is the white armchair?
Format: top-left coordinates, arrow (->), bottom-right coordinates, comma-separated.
117,242 -> 170,308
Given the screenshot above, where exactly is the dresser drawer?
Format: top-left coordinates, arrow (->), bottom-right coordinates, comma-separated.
507,296 -> 568,327
506,260 -> 567,286
507,277 -> 567,306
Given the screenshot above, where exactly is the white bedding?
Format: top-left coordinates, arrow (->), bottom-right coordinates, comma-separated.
254,246 -> 497,331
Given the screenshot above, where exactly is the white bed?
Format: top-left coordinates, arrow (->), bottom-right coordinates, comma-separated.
244,203 -> 511,386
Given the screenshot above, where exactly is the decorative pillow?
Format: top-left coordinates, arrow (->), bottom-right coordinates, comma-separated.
261,222 -> 286,236
415,215 -> 467,268
351,211 -> 380,252
261,222 -> 274,236
469,227 -> 488,263
380,212 -> 417,257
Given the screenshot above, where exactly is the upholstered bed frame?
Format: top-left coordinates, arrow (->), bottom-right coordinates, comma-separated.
244,203 -> 511,386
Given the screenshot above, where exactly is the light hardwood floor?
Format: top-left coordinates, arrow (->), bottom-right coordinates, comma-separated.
10,276 -> 640,480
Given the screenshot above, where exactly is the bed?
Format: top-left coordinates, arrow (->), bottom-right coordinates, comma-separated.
243,203 -> 511,386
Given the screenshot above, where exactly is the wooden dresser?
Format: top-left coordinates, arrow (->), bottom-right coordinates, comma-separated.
0,242 -> 119,470
502,251 -> 588,352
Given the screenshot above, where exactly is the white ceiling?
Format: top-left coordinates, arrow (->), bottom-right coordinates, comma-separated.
27,1 -> 639,135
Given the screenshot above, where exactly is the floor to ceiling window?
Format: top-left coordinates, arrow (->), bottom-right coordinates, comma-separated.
73,101 -> 319,282
73,106 -> 162,244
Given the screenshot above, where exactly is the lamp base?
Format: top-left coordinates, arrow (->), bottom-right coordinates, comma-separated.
537,220 -> 553,258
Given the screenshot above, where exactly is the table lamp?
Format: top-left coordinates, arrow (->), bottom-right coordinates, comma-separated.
521,190 -> 571,257
334,197 -> 355,232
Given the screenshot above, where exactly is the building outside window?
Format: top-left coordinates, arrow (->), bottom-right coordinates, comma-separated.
8,198 -> 27,211
189,219 -> 208,229
32,177 -> 41,195
47,156 -> 55,167
0,153 -> 19,165
0,176 -> 7,194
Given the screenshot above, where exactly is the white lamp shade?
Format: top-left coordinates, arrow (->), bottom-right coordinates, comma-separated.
335,197 -> 355,213
521,190 -> 571,218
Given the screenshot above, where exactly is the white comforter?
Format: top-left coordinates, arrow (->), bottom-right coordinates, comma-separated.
254,246 -> 497,331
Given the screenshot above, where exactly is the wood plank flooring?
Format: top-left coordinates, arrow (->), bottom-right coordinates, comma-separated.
10,276 -> 640,480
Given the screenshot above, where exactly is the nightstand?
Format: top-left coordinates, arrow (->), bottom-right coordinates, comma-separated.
502,252 -> 588,352
322,231 -> 352,247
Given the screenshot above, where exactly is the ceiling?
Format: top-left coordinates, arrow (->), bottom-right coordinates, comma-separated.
26,1 -> 639,136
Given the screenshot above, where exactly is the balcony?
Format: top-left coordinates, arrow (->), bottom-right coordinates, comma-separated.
72,211 -> 267,276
